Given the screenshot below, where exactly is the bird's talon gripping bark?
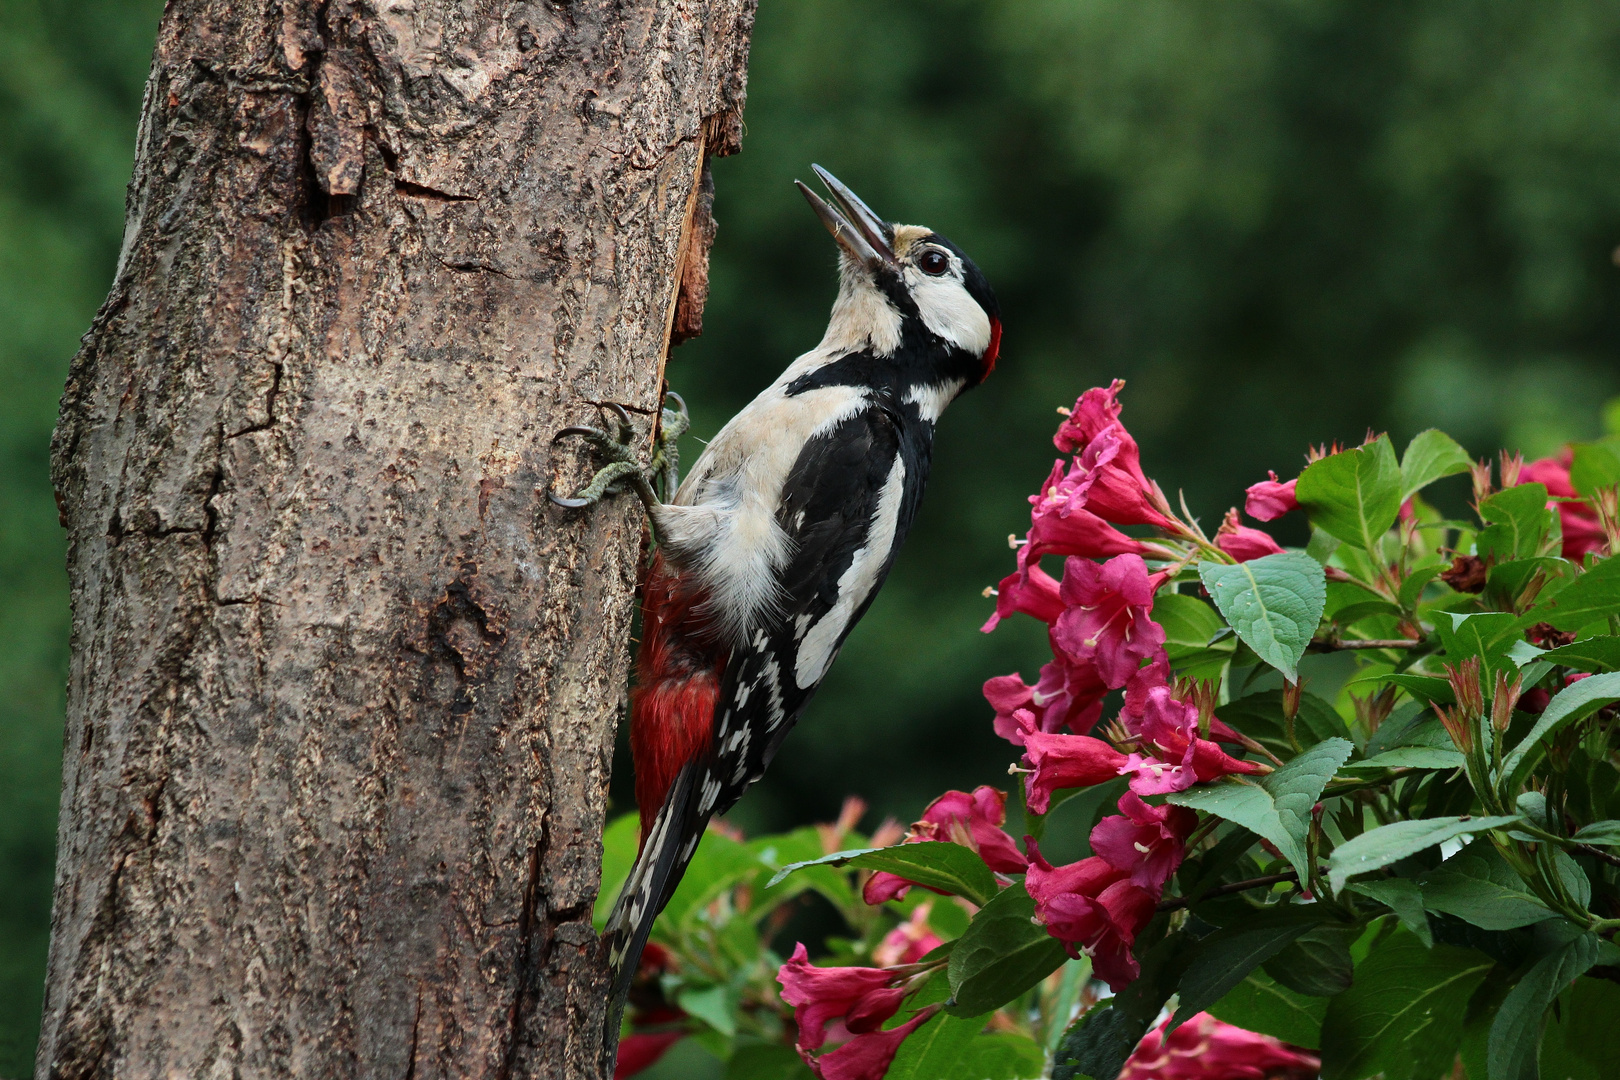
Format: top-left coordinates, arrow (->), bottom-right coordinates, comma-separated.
548,403 -> 666,509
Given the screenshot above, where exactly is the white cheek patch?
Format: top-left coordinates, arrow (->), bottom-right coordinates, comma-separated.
793,454 -> 908,689
905,271 -> 992,356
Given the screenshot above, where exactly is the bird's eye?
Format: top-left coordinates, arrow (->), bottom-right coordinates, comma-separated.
919,249 -> 950,276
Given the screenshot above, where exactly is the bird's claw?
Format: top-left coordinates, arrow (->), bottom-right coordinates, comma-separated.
547,403 -> 646,508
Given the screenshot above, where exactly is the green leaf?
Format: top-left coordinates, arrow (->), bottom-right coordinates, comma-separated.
946,883 -> 1068,1016
1341,746 -> 1465,772
1537,636 -> 1620,672
1208,969 -> 1329,1049
680,983 -> 738,1037
1537,555 -> 1620,631
1400,429 -> 1472,500
1501,672 -> 1620,792
1198,553 -> 1327,681
1169,907 -> 1328,1029
1346,879 -> 1432,946
1153,591 -> 1235,678
724,1042 -> 816,1080
949,1033 -> 1047,1080
1363,705 -> 1452,757
1263,923 -> 1358,997
1297,436 -> 1403,551
885,1010 -> 979,1080
767,842 -> 999,906
1568,436 -> 1620,498
1320,929 -> 1493,1080
1538,976 -> 1620,1080
1415,842 -> 1557,930
1169,738 -> 1353,882
1571,820 -> 1620,846
1363,672 -> 1455,706
1399,564 -> 1447,609
1435,611 -> 1528,675
1489,933 -> 1612,1080
1326,815 -> 1523,894
1475,483 -> 1554,560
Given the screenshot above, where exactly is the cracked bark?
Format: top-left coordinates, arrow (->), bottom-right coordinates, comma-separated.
41,1 -> 755,1078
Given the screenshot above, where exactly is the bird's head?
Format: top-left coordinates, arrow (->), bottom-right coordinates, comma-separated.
797,165 -> 1001,392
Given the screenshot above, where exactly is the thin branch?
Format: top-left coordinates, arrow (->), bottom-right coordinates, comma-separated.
1573,844 -> 1620,870
1307,638 -> 1421,652
1156,871 -> 1301,912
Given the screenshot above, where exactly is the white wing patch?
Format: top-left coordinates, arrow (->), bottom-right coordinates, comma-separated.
793,454 -> 908,690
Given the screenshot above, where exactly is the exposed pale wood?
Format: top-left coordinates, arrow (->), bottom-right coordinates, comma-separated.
43,2 -> 755,1076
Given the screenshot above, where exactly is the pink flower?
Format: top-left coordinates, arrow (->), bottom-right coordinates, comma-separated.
1051,555 -> 1170,687
1119,680 -> 1262,795
1520,450 -> 1608,560
863,787 -> 1027,904
1023,840 -> 1155,990
873,904 -> 945,967
777,944 -> 908,1051
985,657 -> 1110,745
1245,472 -> 1300,522
1023,460 -> 1158,567
1090,792 -> 1198,891
1120,1013 -> 1320,1080
1072,426 -> 1176,529
1019,724 -> 1133,814
808,1008 -> 939,1080
981,560 -> 1064,632
1215,508 -> 1285,563
1055,380 -> 1129,454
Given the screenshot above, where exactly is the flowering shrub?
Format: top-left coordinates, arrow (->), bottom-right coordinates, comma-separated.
599,382 -> 1620,1080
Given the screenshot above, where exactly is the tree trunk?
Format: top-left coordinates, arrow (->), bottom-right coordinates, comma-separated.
41,2 -> 754,1076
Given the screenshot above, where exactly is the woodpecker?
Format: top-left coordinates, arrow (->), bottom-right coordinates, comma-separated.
553,166 -> 1000,1056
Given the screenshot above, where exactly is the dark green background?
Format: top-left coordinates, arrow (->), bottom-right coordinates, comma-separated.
4,0 -> 1619,1073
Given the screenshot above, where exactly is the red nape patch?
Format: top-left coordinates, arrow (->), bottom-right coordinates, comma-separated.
981,318 -> 1002,380
629,555 -> 729,843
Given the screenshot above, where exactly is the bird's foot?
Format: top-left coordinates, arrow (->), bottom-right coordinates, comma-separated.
547,393 -> 686,509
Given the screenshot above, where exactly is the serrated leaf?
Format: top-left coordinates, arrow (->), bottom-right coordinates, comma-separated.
1401,429 -> 1472,499
1569,437 -> 1620,498
1347,879 -> 1432,946
1320,929 -> 1492,1080
1571,820 -> 1620,846
1297,436 -> 1403,551
1169,738 -> 1352,882
1326,815 -> 1522,894
1475,484 -> 1554,560
1263,924 -> 1358,997
1169,907 -> 1328,1029
1489,933 -> 1612,1080
884,1009 -> 979,1080
1415,842 -> 1557,930
946,883 -> 1067,1016
1537,555 -> 1620,631
1360,672 -> 1455,706
1153,591 -> 1235,678
1435,611 -> 1528,676
1208,968 -> 1328,1049
1501,672 -> 1620,792
1198,553 -> 1327,680
1340,746 -> 1464,772
1537,636 -> 1620,672
767,842 -> 999,906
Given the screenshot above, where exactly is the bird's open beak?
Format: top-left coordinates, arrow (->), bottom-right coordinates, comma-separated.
795,165 -> 899,273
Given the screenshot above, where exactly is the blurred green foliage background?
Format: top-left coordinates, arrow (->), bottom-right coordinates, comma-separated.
2,0 -> 1619,1073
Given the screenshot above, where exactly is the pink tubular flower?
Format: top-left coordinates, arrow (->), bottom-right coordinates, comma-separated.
984,656 -> 1110,745
1090,791 -> 1199,891
1023,840 -> 1155,989
1055,380 -> 1129,454
1520,449 -> 1608,560
777,944 -> 909,1051
874,904 -> 945,967
863,787 -> 1027,904
1119,679 -> 1262,795
1022,460 -> 1158,569
808,1008 -> 939,1080
981,559 -> 1064,632
1071,426 -> 1176,529
1215,508 -> 1285,563
1051,555 -> 1170,688
1244,471 -> 1300,522
1020,725 -> 1132,814
1120,1013 -> 1320,1080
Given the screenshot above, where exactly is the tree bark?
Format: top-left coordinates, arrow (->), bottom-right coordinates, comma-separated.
41,2 -> 754,1077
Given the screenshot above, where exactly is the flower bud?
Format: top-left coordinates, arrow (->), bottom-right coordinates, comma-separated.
1491,670 -> 1523,734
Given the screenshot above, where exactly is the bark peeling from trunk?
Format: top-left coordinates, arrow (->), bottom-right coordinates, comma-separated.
43,2 -> 755,1077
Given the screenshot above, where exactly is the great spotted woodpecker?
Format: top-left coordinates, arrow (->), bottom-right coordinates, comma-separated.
553,166 -> 1000,1052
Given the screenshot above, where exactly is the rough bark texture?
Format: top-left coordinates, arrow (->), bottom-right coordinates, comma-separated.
42,2 -> 754,1077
